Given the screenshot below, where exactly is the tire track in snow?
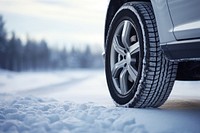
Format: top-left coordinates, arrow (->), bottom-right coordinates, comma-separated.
17,74 -> 95,95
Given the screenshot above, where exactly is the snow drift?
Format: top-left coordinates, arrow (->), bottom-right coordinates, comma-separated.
0,94 -> 147,133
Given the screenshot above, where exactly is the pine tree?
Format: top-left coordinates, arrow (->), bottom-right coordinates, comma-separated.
0,15 -> 7,69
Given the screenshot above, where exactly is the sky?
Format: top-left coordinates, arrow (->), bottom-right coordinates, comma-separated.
0,0 -> 108,50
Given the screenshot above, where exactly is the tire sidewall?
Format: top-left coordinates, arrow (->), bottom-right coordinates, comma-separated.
105,6 -> 145,105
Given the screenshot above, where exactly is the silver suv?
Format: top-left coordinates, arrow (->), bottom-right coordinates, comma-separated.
104,0 -> 200,108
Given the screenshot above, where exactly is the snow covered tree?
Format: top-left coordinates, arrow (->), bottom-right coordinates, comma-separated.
0,15 -> 7,69
37,40 -> 50,69
6,32 -> 23,71
67,47 -> 81,68
79,45 -> 92,68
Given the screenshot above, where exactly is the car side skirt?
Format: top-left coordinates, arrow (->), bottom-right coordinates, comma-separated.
161,39 -> 200,61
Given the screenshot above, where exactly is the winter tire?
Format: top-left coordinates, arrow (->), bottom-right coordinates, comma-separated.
105,2 -> 178,108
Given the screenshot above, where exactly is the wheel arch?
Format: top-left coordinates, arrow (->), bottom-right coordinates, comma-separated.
104,0 -> 176,49
104,0 -> 150,49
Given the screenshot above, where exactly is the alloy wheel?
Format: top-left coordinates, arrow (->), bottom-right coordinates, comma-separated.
110,20 -> 140,95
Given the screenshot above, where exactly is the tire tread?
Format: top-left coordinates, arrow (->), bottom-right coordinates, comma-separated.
126,2 -> 177,108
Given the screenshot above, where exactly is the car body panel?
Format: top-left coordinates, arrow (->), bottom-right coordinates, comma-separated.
105,0 -> 177,46
167,0 -> 200,40
150,0 -> 176,44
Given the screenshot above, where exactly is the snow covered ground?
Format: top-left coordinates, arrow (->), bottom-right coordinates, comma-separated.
0,69 -> 200,133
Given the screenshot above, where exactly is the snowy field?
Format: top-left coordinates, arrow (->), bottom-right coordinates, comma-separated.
0,69 -> 200,133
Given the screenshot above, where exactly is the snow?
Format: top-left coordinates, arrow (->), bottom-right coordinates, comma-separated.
0,69 -> 200,133
0,94 -> 147,133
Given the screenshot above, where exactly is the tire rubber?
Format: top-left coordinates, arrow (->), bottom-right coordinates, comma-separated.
105,2 -> 178,108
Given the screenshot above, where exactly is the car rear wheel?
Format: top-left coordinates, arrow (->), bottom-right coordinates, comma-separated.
105,2 -> 178,108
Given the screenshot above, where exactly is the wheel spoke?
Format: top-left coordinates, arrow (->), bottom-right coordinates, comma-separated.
130,41 -> 139,55
120,68 -> 128,94
127,64 -> 138,81
122,20 -> 131,50
112,59 -> 126,78
113,36 -> 126,56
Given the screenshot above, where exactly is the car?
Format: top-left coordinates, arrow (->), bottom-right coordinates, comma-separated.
103,0 -> 200,108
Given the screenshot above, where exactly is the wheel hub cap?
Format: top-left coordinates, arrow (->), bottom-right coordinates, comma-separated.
126,52 -> 131,65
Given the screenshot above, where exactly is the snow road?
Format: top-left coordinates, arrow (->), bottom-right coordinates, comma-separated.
0,69 -> 200,133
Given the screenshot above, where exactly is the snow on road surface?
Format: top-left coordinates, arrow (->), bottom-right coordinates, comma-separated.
0,69 -> 200,133
0,94 -> 147,133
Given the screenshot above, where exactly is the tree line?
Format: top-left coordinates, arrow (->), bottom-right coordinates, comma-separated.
0,15 -> 103,71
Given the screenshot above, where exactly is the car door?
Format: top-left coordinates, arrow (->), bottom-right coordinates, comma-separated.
167,0 -> 200,40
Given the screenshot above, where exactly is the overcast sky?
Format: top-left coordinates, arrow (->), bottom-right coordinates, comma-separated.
0,0 -> 108,49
